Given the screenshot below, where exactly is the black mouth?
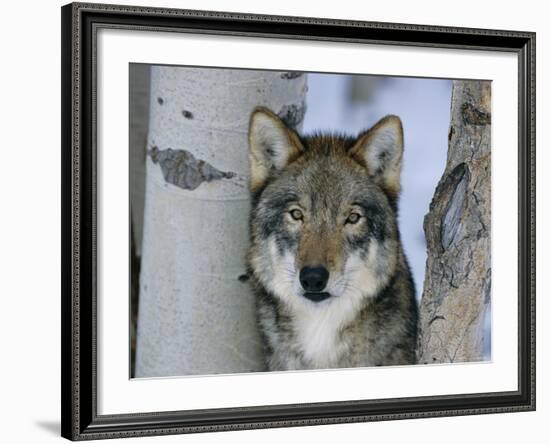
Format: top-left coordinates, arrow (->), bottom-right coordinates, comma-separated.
303,291 -> 331,302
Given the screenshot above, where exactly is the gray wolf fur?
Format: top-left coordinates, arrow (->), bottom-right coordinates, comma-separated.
247,107 -> 417,371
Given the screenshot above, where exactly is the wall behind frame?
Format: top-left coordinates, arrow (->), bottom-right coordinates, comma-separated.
0,0 -> 545,443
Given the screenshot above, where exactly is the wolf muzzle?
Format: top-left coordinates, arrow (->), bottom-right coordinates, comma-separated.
300,266 -> 331,302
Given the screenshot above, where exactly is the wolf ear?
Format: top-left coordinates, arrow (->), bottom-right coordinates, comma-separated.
248,107 -> 304,191
350,115 -> 404,200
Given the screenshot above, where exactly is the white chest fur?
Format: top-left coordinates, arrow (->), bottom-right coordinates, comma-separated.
292,301 -> 353,368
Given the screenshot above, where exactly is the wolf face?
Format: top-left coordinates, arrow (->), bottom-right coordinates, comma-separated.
247,107 -> 417,370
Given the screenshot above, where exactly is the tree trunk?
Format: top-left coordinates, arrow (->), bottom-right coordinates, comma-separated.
129,64 -> 150,377
135,67 -> 307,377
418,80 -> 491,364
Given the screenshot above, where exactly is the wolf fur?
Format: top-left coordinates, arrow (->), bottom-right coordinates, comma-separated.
247,107 -> 418,371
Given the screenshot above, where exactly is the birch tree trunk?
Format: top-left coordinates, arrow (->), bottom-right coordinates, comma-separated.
417,80 -> 491,364
135,67 -> 307,377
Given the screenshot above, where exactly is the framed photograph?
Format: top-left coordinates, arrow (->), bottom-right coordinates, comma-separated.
61,2 -> 535,440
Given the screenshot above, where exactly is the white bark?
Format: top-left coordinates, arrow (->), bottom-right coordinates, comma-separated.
135,67 -> 307,376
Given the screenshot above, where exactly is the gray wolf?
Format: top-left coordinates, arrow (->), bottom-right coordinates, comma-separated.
247,106 -> 418,371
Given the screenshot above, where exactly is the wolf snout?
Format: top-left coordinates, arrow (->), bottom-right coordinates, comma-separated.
299,266 -> 329,292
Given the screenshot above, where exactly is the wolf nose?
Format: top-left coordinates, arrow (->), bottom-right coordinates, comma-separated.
299,266 -> 329,292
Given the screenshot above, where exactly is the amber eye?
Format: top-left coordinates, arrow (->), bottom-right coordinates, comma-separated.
289,209 -> 304,221
346,212 -> 361,225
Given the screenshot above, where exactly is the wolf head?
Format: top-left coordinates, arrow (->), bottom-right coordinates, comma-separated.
247,106 -> 404,315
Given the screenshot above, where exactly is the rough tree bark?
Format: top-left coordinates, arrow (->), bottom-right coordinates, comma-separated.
135,67 -> 307,377
417,80 -> 491,364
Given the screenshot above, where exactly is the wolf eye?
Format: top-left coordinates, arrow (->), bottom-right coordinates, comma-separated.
346,212 -> 361,224
289,209 -> 303,221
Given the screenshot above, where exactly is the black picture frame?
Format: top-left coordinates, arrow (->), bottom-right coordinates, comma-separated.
61,2 -> 536,440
